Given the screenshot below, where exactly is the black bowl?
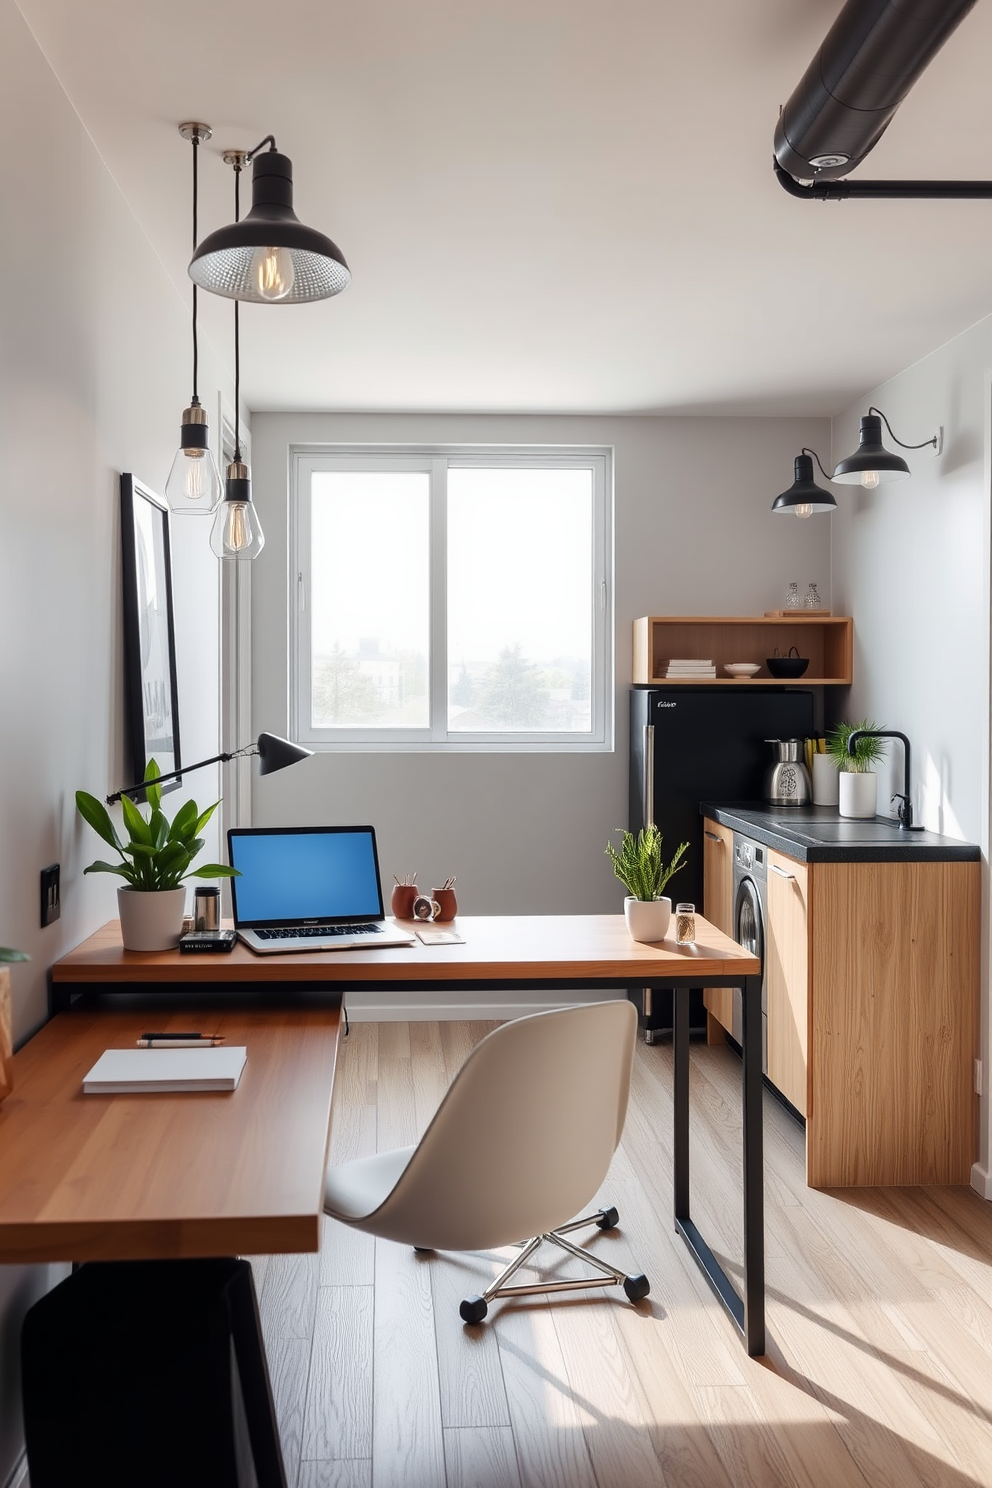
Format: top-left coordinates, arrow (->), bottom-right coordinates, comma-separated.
766,656 -> 810,678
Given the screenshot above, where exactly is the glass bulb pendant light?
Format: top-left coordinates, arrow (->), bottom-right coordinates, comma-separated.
832,408 -> 941,487
771,450 -> 837,517
166,124 -> 223,515
210,152 -> 264,562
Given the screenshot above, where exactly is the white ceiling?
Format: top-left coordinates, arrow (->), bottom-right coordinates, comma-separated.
15,0 -> 992,416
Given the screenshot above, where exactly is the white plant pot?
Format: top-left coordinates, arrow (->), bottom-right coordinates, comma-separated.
811,753 -> 840,807
623,896 -> 672,944
117,886 -> 187,952
838,772 -> 877,820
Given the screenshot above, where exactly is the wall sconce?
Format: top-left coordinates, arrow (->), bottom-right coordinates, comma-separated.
165,124 -> 223,515
188,136 -> 350,304
832,407 -> 942,488
772,449 -> 837,518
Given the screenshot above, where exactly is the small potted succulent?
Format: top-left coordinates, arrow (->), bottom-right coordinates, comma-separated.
605,825 -> 688,943
826,718 -> 887,820
0,946 -> 28,1103
76,760 -> 238,951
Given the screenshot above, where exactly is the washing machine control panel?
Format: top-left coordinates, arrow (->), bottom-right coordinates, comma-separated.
735,840 -> 764,872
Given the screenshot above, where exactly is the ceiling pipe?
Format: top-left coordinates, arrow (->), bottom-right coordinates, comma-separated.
773,160 -> 992,201
774,0 -> 980,186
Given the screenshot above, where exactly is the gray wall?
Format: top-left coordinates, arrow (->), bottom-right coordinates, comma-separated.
830,326 -> 992,1196
251,412 -> 832,931
0,3 -> 230,1477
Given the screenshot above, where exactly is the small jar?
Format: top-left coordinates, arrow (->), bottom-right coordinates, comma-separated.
675,902 -> 696,944
803,582 -> 821,609
785,582 -> 801,610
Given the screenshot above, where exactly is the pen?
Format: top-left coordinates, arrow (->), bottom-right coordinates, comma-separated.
136,1033 -> 225,1048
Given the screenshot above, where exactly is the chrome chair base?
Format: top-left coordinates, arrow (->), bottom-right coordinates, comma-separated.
457,1206 -> 650,1324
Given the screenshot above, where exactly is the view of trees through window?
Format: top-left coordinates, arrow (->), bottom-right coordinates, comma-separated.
303,458 -> 602,742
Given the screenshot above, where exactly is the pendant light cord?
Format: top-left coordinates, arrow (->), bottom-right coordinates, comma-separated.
868,406 -> 938,452
802,448 -> 833,481
191,133 -> 200,401
233,160 -> 242,463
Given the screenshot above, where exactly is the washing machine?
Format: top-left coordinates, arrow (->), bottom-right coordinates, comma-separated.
731,833 -> 768,1072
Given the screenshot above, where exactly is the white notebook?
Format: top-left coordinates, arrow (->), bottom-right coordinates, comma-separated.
83,1046 -> 247,1094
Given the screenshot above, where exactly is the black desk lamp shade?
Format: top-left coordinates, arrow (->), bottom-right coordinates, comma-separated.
107,732 -> 312,805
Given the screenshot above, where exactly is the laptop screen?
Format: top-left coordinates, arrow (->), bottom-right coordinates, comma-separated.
228,826 -> 385,927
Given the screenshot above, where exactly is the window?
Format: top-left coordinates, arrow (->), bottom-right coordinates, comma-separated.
291,447 -> 612,750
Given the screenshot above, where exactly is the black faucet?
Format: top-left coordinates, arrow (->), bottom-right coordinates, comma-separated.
847,729 -> 924,830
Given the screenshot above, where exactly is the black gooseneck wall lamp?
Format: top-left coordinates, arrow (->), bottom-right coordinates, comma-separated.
772,448 -> 837,517
107,732 -> 313,805
832,408 -> 942,489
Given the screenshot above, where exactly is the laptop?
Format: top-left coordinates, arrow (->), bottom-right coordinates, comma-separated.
228,825 -> 417,954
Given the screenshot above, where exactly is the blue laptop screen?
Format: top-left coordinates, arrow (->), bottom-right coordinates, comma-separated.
228,827 -> 384,925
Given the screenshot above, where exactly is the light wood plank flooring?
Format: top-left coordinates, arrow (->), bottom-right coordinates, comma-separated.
252,1020 -> 992,1488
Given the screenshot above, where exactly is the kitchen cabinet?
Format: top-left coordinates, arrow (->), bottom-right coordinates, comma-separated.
632,614 -> 853,686
701,809 -> 980,1187
702,819 -> 734,1042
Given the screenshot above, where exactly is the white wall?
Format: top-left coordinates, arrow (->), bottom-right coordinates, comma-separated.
250,411 -> 832,934
830,321 -> 992,1196
0,2 -> 230,1477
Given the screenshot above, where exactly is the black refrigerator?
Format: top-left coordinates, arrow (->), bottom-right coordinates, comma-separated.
629,686 -> 815,1034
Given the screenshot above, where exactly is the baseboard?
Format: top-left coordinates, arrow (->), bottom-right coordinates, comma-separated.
343,986 -> 625,1021
970,1161 -> 992,1199
3,1450 -> 28,1488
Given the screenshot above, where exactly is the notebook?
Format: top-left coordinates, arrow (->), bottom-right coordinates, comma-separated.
228,825 -> 418,954
83,1046 -> 247,1093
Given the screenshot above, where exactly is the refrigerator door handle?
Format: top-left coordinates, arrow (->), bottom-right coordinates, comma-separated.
644,724 -> 655,827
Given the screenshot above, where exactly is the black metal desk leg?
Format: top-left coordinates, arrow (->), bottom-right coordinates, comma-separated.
673,985 -> 690,1221
741,973 -> 766,1356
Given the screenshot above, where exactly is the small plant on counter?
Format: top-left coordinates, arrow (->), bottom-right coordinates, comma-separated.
605,825 -> 688,902
75,758 -> 239,891
0,948 -> 28,963
825,719 -> 887,774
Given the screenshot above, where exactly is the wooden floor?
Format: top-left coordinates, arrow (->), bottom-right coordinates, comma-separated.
248,1019 -> 992,1488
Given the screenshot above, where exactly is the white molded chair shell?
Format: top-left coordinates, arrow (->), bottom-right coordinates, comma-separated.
324,1000 -> 637,1252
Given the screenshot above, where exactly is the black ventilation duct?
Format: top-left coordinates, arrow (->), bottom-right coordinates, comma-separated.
774,0 -> 978,184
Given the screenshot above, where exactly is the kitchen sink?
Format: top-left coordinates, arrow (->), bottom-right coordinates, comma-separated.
770,819 -> 906,842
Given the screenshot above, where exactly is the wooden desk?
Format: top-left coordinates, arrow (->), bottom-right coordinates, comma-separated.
45,913 -> 765,1355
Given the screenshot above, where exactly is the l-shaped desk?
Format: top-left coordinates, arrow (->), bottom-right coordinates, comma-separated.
17,913 -> 766,1354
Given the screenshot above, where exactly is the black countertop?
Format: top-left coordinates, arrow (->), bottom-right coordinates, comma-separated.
700,803 -> 980,863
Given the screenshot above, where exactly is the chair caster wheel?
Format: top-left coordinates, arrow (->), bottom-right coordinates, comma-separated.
460,1295 -> 489,1324
623,1273 -> 650,1303
596,1206 -> 619,1230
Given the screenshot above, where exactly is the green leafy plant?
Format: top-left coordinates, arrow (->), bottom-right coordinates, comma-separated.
76,759 -> 239,892
0,948 -> 28,963
605,825 -> 688,902
825,719 -> 887,775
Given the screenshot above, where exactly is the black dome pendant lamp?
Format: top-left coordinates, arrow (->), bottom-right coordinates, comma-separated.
188,136 -> 350,304
832,407 -> 942,489
772,449 -> 837,517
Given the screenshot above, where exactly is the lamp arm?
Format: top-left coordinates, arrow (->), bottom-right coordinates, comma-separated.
801,448 -> 834,483
106,748 -> 248,804
867,408 -> 939,452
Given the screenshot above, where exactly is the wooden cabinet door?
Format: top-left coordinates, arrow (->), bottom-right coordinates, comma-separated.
702,818 -> 735,1036
765,848 -> 809,1115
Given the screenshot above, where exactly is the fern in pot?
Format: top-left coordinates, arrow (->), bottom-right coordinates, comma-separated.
605,826 -> 688,943
826,719 -> 886,820
76,760 -> 238,951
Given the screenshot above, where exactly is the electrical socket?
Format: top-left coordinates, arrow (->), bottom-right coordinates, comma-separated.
41,863 -> 60,927
975,1058 -> 983,1097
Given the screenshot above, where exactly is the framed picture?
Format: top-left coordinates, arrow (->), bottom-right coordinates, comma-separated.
120,473 -> 182,796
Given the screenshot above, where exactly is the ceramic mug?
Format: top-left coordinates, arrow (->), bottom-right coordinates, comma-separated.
390,884 -> 418,919
431,888 -> 457,921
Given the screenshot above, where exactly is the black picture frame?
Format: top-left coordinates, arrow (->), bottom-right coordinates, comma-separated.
120,473 -> 182,798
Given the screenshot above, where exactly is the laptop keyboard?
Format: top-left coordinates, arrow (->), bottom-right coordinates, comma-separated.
254,924 -> 382,941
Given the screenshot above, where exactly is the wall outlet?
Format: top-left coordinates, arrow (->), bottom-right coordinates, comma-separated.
41,863 -> 60,927
975,1058 -> 983,1097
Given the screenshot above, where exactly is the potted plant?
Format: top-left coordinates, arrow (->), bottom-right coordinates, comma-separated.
76,760 -> 238,951
605,825 -> 688,943
826,718 -> 887,820
0,945 -> 28,1103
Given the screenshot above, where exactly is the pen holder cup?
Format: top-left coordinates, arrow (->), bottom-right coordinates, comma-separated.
431,888 -> 457,922
390,884 -> 418,919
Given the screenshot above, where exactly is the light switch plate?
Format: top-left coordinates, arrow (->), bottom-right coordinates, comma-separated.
41,863 -> 60,927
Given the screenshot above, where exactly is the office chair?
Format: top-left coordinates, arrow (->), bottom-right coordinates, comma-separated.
323,1000 -> 649,1322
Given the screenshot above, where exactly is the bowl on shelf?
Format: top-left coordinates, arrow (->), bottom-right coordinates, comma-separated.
724,662 -> 761,678
766,647 -> 809,678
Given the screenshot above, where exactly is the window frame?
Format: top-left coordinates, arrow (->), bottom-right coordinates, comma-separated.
290,445 -> 613,753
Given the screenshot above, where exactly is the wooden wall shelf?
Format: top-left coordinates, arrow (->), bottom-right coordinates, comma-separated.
632,615 -> 853,686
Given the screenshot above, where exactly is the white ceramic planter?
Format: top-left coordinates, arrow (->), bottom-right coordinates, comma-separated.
838,771 -> 877,820
117,886 -> 187,952
811,752 -> 840,807
624,895 -> 672,944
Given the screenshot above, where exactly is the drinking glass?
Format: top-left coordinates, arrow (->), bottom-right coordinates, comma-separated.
675,902 -> 696,944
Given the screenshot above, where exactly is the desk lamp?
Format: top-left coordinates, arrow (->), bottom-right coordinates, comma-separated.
106,732 -> 313,805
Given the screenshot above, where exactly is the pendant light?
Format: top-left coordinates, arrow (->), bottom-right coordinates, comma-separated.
832,407 -> 942,488
188,136 -> 349,304
166,124 -> 223,514
210,152 -> 265,562
772,449 -> 837,517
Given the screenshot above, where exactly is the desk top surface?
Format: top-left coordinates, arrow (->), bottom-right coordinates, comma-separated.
0,1002 -> 341,1265
53,914 -> 760,984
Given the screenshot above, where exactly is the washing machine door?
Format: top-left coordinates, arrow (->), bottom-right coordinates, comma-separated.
734,875 -> 763,966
